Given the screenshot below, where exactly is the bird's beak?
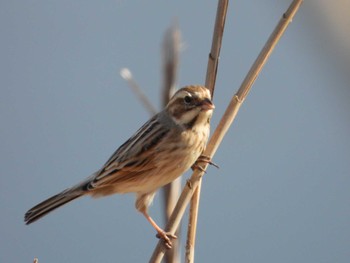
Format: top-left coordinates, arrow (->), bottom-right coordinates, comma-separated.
200,98 -> 215,111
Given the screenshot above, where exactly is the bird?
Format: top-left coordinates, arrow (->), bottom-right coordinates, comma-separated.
24,85 -> 214,248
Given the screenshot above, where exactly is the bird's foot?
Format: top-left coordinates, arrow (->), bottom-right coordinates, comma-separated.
156,231 -> 177,249
192,155 -> 219,172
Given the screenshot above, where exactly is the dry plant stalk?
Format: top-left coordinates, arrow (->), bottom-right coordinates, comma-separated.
120,23 -> 182,263
121,23 -> 182,263
120,68 -> 157,115
186,1 -> 228,262
161,23 -> 182,263
149,0 -> 303,262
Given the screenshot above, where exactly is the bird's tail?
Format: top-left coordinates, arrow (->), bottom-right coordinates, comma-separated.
24,185 -> 86,225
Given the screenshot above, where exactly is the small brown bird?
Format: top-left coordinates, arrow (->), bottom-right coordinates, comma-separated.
24,85 -> 214,248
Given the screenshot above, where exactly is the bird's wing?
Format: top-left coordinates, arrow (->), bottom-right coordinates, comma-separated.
86,112 -> 171,190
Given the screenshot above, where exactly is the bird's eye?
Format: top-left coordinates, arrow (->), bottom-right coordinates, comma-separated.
184,95 -> 193,104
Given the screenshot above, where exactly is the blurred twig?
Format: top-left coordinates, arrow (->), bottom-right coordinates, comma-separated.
186,1 -> 228,262
161,22 -> 182,263
120,22 -> 182,263
149,0 -> 303,262
120,68 -> 157,115
162,22 -> 180,105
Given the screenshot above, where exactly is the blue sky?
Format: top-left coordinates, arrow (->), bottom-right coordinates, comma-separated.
1,1 -> 350,262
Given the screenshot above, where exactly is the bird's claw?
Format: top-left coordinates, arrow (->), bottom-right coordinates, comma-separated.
192,155 -> 219,172
156,231 -> 177,249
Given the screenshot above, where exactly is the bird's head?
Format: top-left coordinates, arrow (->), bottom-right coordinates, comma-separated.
166,85 -> 214,128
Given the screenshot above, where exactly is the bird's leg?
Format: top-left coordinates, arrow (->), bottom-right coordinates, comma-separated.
141,211 -> 177,249
192,155 -> 219,172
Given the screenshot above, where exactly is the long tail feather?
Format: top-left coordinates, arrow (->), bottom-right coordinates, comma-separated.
24,187 -> 84,225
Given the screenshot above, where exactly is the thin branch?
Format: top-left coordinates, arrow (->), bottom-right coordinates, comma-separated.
161,22 -> 182,263
162,22 -> 180,106
120,68 -> 157,115
149,0 -> 303,262
120,24 -> 182,263
186,1 -> 229,262
185,182 -> 201,263
205,0 -> 228,97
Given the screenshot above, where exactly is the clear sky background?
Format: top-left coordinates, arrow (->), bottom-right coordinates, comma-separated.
1,1 -> 350,262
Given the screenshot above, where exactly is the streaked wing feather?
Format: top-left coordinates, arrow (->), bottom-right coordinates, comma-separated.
103,113 -> 161,168
88,112 -> 171,189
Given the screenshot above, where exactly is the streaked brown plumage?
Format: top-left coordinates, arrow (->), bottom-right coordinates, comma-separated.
24,85 -> 214,248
